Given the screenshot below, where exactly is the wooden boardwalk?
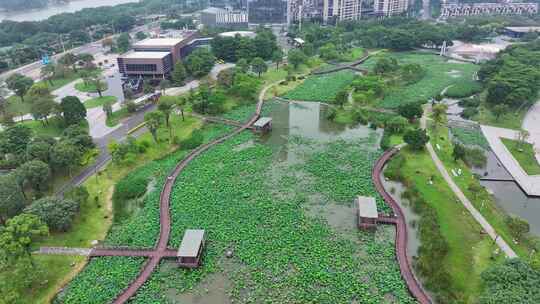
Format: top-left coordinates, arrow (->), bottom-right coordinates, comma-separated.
372,148 -> 433,304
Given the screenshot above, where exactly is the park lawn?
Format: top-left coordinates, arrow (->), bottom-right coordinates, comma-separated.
429,119 -> 533,258
22,255 -> 86,304
20,116 -> 66,137
4,69 -> 102,117
84,96 -> 117,109
360,51 -> 479,109
30,113 -> 203,304
473,102 -> 530,130
395,146 -> 499,302
75,81 -> 108,93
502,138 -> 540,175
283,70 -> 355,102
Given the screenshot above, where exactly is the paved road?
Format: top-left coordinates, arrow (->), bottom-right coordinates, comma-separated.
422,106 -> 518,258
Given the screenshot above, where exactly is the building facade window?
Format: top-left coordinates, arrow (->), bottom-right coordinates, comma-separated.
126,64 -> 157,72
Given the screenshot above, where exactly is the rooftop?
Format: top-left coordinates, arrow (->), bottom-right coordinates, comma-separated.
177,229 -> 205,258
121,51 -> 170,59
218,31 -> 256,38
254,117 -> 272,128
201,7 -> 227,14
357,196 -> 378,219
505,26 -> 540,33
134,38 -> 185,47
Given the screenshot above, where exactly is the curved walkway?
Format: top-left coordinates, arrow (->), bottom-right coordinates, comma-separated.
106,82 -> 273,303
372,147 -> 433,304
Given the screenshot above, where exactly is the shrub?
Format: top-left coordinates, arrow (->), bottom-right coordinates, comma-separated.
461,107 -> 479,119
180,130 -> 204,150
25,197 -> 79,232
445,80 -> 483,98
64,186 -> 89,204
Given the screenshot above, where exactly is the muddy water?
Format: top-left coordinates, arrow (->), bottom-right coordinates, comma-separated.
380,177 -> 422,258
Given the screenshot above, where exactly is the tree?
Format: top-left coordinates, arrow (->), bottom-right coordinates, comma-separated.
492,104 -> 508,121
319,43 -> 339,61
452,143 -> 466,161
374,56 -> 399,75
60,96 -> 86,125
159,79 -> 171,93
432,103 -> 448,127
91,77 -> 106,98
102,37 -> 114,49
64,186 -> 89,205
50,141 -> 79,175
288,49 -> 307,69
0,174 -> 26,224
0,124 -> 32,156
251,57 -> 267,78
144,111 -> 163,143
334,89 -> 349,108
30,96 -> 56,124
40,63 -> 56,86
16,160 -> 51,193
185,48 -> 215,78
398,102 -> 423,121
171,61 -> 187,85
135,31 -> 147,40
102,100 -> 113,118
27,82 -> 51,98
116,33 -> 131,53
404,128 -> 429,150
386,116 -> 408,134
236,58 -> 250,73
217,68 -> 235,88
517,129 -> 530,149
6,73 -> 33,102
158,96 -> 175,127
62,125 -> 93,151
0,214 -> 48,261
24,197 -> 79,232
59,53 -> 78,73
26,136 -> 54,163
176,97 -> 187,121
272,49 -> 284,70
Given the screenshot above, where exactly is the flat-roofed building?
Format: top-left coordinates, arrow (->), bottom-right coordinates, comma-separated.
117,31 -> 199,78
504,26 -> 540,38
117,51 -> 173,78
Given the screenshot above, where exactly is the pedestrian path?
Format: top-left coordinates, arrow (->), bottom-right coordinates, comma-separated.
421,107 -> 517,258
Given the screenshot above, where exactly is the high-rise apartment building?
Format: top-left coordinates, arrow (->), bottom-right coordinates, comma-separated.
323,0 -> 362,23
247,0 -> 288,24
373,0 -> 408,16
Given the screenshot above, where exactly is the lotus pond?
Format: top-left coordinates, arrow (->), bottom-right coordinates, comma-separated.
57,101 -> 414,303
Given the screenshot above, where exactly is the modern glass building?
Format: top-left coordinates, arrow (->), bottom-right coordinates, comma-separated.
248,0 -> 288,24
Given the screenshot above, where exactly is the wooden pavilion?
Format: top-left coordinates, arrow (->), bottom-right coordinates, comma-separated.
177,229 -> 206,268
357,196 -> 378,231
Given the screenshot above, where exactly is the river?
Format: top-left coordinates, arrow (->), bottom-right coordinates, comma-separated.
0,0 -> 139,22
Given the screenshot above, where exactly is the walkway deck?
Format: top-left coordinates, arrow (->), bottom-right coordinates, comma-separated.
481,125 -> 540,197
372,148 -> 433,304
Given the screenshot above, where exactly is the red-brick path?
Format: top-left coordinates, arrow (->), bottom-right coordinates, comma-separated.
372,147 -> 432,304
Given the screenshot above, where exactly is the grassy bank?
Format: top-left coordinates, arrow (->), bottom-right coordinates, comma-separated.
385,146 -> 499,303
84,96 -> 117,109
501,138 -> 540,175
